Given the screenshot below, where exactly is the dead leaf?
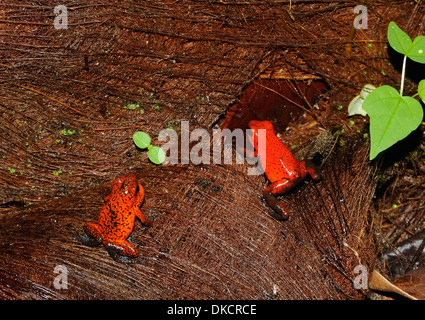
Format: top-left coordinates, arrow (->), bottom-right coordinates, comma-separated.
369,269 -> 425,300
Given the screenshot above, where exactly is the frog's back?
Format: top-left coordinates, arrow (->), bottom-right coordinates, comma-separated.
263,132 -> 301,182
97,195 -> 135,239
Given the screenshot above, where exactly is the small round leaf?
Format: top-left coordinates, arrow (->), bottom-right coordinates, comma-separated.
133,131 -> 151,149
148,146 -> 166,165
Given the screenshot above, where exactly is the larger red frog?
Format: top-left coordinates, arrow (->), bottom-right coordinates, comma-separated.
247,120 -> 320,220
78,173 -> 152,263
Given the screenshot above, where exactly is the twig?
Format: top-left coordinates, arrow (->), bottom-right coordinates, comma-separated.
17,84 -> 86,116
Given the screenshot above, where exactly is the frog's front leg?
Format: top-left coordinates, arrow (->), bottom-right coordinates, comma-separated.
131,184 -> 153,227
134,183 -> 145,207
262,179 -> 298,220
103,193 -> 112,202
300,160 -> 320,181
105,239 -> 139,263
133,207 -> 153,227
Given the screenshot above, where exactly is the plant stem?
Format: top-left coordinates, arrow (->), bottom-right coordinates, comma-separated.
400,55 -> 407,96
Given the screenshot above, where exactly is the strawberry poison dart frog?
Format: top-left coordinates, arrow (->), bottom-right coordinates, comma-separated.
247,120 -> 320,220
77,173 -> 152,263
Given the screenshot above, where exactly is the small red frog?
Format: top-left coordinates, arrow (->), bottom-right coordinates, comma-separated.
246,120 -> 320,220
78,173 -> 152,263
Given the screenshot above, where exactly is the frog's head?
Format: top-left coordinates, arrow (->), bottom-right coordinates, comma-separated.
114,173 -> 139,200
247,120 -> 274,150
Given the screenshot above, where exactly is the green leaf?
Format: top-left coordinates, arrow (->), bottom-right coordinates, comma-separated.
419,80 -> 425,103
406,35 -> 425,64
388,21 -> 412,55
362,85 -> 423,160
387,22 -> 425,64
133,131 -> 151,149
148,146 -> 165,164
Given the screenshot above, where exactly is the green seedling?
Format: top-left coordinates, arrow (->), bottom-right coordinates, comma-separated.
53,170 -> 63,176
133,131 -> 165,165
349,22 -> 425,160
123,103 -> 140,110
61,129 -> 76,136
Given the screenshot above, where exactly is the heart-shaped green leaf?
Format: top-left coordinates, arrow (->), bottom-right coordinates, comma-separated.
362,85 -> 423,160
419,80 -> 425,103
387,22 -> 425,64
407,35 -> 425,64
388,21 -> 412,55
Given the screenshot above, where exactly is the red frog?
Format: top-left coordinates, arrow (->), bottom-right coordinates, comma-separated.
246,120 -> 320,220
77,173 -> 152,263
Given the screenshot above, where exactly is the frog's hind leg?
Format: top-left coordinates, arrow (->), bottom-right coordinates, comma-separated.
76,222 -> 103,247
105,239 -> 140,264
262,179 -> 298,220
262,191 -> 290,220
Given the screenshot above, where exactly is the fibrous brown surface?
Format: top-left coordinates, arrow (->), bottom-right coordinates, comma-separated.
1,142 -> 375,299
1,1 -> 424,300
